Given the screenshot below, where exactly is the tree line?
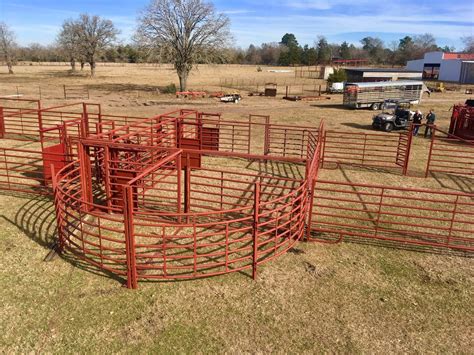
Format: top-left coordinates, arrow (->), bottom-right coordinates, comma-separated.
1,0 -> 474,90
230,33 -> 473,67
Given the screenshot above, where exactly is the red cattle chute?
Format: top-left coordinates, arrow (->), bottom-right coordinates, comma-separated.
449,104 -> 474,140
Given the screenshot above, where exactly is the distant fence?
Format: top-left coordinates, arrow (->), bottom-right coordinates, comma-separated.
63,85 -> 89,100
219,78 -> 327,95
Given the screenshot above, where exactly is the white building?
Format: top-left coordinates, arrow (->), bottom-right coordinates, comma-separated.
406,51 -> 474,84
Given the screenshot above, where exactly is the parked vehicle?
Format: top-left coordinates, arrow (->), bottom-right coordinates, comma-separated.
343,80 -> 425,110
329,82 -> 344,93
220,94 -> 242,103
372,100 -> 415,132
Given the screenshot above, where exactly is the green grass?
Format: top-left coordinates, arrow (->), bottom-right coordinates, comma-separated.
0,194 -> 472,353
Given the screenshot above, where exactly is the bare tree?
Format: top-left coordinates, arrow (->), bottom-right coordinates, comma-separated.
0,22 -> 17,74
461,35 -> 474,53
74,14 -> 119,76
136,0 -> 231,91
58,19 -> 82,71
413,33 -> 438,58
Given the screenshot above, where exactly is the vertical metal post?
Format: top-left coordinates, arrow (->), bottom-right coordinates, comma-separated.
176,153 -> 182,221
0,107 -> 4,139
184,154 -> 191,220
305,177 -> 316,240
220,171 -> 224,210
124,186 -> 138,289
82,103 -> 90,137
425,126 -> 437,178
38,108 -> 44,148
104,146 -> 112,212
403,126 -> 414,176
63,85 -> 67,99
51,164 -> 65,252
321,130 -> 327,168
247,118 -> 251,154
78,142 -> 93,211
252,182 -> 260,280
264,123 -> 270,155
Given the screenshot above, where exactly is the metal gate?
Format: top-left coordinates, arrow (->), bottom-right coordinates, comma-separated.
426,128 -> 474,177
322,130 -> 412,175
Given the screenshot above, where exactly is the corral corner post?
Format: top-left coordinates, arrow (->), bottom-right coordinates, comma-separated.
252,182 -> 260,280
82,103 -> 90,137
123,185 -> 138,289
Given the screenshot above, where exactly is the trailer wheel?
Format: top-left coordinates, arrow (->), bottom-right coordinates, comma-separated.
371,103 -> 380,110
384,122 -> 394,132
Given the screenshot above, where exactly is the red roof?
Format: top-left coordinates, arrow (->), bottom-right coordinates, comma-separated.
443,53 -> 474,60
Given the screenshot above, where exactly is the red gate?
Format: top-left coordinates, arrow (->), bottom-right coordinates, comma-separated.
42,143 -> 67,183
322,130 -> 412,175
426,128 -> 474,177
309,180 -> 474,251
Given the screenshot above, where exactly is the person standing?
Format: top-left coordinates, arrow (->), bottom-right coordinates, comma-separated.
412,110 -> 423,136
424,109 -> 436,138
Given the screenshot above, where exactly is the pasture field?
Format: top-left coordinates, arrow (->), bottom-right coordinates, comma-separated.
0,64 -> 473,353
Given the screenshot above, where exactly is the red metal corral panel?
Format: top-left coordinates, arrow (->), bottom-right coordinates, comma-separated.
180,138 -> 201,168
42,143 -> 66,184
202,126 -> 219,151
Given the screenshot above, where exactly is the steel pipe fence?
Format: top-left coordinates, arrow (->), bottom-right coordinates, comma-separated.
55,150 -> 316,287
1,98 -> 473,289
0,146 -> 71,194
309,180 -> 474,251
322,130 -> 412,174
426,128 -> 474,177
264,124 -> 319,158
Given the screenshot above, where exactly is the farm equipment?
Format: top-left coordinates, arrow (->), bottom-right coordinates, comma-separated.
449,100 -> 474,139
372,100 -> 415,132
176,91 -> 207,98
264,83 -> 277,97
427,82 -> 445,93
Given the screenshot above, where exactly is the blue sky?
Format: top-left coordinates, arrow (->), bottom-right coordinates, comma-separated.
0,0 -> 472,50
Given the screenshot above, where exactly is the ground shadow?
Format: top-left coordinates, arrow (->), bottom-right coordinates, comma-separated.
307,231 -> 472,258
35,69 -> 90,79
431,172 -> 474,194
309,103 -> 350,110
0,191 -> 126,284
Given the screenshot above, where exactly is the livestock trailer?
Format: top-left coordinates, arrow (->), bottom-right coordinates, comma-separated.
343,80 -> 425,110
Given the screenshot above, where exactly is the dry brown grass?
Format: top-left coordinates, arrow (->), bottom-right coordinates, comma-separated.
0,64 -> 473,353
